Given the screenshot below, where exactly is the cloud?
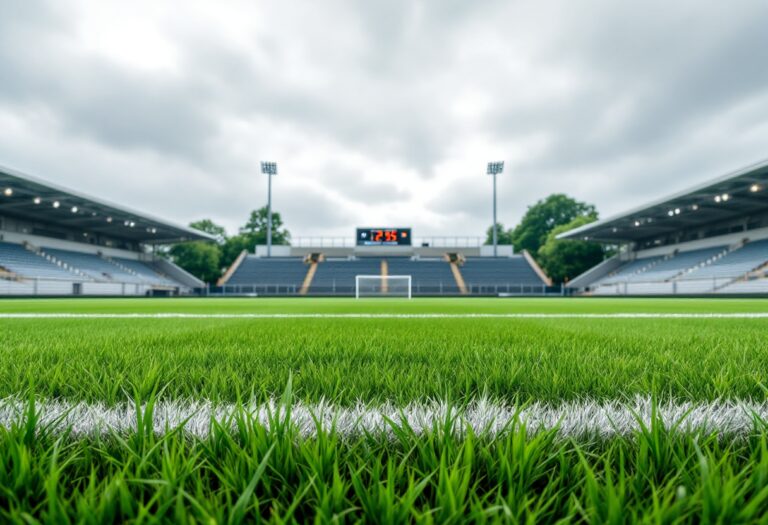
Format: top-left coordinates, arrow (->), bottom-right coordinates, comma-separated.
0,0 -> 767,238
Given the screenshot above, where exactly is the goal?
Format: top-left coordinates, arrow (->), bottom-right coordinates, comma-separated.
355,275 -> 412,299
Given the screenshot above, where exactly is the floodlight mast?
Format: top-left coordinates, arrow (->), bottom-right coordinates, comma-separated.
260,161 -> 278,257
487,161 -> 504,257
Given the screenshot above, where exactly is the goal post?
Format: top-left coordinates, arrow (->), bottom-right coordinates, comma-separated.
355,275 -> 412,299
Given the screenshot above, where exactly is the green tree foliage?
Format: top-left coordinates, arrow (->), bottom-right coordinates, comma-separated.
190,219 -> 227,244
511,194 -> 597,254
240,207 -> 291,245
167,219 -> 227,284
221,234 -> 254,270
537,215 -> 605,284
484,223 -> 514,245
169,207 -> 292,283
218,207 -> 292,269
169,241 -> 221,284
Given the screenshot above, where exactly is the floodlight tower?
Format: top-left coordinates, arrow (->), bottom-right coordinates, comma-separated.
487,161 -> 504,257
260,161 -> 278,257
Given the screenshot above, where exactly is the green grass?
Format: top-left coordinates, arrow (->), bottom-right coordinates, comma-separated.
2,297 -> 768,522
0,298 -> 766,404
1,296 -> 768,313
5,399 -> 768,523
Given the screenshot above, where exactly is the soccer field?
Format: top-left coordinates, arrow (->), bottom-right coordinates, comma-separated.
2,297 -> 768,522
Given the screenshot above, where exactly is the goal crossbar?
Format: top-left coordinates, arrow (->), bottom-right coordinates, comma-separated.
355,275 -> 412,299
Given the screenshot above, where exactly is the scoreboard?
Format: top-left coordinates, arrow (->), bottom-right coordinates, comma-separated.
356,227 -> 411,246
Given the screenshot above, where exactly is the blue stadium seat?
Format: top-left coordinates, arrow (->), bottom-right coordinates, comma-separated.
0,242 -> 83,280
458,256 -> 546,294
227,256 -> 308,292
42,248 -> 140,283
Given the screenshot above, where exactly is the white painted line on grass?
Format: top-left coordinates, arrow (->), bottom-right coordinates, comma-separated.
2,397 -> 767,440
0,312 -> 768,319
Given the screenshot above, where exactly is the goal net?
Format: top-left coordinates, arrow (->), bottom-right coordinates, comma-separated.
355,275 -> 412,299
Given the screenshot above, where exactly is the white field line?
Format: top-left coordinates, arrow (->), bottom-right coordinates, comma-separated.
0,312 -> 768,319
1,397 -> 768,440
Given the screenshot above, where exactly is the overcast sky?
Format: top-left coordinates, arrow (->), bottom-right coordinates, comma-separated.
1,0 -> 768,239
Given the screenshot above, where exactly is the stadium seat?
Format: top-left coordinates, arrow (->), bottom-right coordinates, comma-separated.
226,256 -> 308,293
460,256 -> 547,294
0,242 -> 84,281
42,248 -> 141,283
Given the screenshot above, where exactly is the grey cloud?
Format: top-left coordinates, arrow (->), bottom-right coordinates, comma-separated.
1,0 -> 768,236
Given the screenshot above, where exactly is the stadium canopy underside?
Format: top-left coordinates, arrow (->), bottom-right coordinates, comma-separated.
0,164 -> 214,244
558,159 -> 768,244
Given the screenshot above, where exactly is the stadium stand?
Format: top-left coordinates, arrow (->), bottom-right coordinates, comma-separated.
460,257 -> 547,294
0,242 -> 82,280
719,276 -> 768,293
41,248 -> 140,283
311,258 -> 382,295
681,240 -> 768,281
386,258 -> 459,294
225,256 -> 307,293
591,255 -> 666,285
0,164 -> 212,295
218,253 -> 551,296
111,257 -> 178,286
562,159 -> 768,295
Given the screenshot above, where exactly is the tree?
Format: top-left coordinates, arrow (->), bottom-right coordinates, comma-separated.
511,194 -> 597,254
221,234 -> 254,270
219,207 -> 292,270
190,219 -> 227,244
169,207 -> 292,279
169,241 -> 221,284
484,223 -> 514,245
240,207 -> 291,245
537,215 -> 605,284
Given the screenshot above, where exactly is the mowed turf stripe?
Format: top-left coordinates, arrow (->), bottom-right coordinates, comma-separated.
2,397 -> 767,439
1,312 -> 768,319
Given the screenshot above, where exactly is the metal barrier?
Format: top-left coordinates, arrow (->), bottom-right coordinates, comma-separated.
0,277 -> 169,296
198,282 -> 563,297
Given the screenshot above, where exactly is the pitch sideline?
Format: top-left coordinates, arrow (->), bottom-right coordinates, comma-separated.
1,396 -> 767,440
0,312 -> 767,319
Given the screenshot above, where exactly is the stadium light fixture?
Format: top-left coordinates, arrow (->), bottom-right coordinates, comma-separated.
667,210 -> 674,217
674,208 -> 681,215
722,193 -> 730,202
260,161 -> 278,257
106,216 -> 113,223
691,204 -> 699,211
486,161 -> 504,257
71,206 -> 78,213
3,188 -> 12,196
750,184 -> 761,192
33,197 -> 41,204
714,195 -> 722,203
52,200 -> 60,208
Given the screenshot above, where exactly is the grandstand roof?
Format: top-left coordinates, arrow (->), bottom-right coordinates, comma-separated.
557,159 -> 768,243
0,164 -> 215,243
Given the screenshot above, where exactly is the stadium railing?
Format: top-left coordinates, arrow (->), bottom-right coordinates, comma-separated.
199,282 -> 564,297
